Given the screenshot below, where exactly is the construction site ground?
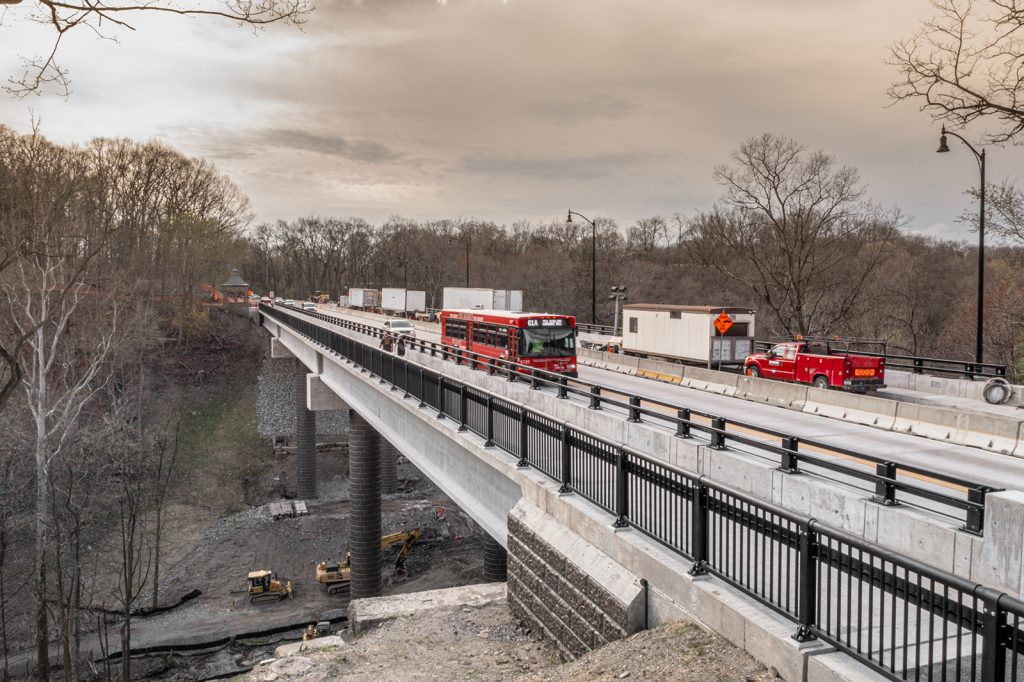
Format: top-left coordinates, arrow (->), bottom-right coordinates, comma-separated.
1,313 -> 489,680
245,599 -> 777,682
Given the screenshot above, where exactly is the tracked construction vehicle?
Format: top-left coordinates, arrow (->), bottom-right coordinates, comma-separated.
246,570 -> 293,604
316,529 -> 421,595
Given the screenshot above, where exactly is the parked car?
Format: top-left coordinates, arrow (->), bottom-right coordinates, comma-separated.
743,339 -> 886,392
384,319 -> 416,338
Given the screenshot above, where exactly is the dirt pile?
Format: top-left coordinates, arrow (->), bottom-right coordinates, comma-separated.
243,601 -> 776,682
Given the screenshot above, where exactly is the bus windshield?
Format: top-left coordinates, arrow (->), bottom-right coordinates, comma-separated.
520,327 -> 576,358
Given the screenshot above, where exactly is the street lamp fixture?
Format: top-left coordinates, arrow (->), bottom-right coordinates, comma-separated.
936,125 -> 986,365
567,210 -> 597,325
608,286 -> 628,336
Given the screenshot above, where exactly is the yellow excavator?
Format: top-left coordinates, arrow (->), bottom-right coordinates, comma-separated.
246,570 -> 293,604
312,290 -> 331,304
316,528 -> 421,596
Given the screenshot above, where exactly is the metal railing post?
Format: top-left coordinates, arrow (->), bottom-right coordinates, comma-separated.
980,587 -> 1008,681
676,408 -> 691,438
688,480 -> 708,576
558,376 -> 568,399
709,417 -> 726,449
418,367 -> 426,408
614,448 -> 629,528
436,377 -> 447,420
458,384 -> 468,432
589,385 -> 602,410
871,462 -> 899,506
484,396 -> 495,447
488,358 -> 496,376
963,486 -> 991,535
779,436 -> 800,474
559,425 -> 572,494
517,409 -> 530,468
792,522 -> 818,642
628,396 -> 641,423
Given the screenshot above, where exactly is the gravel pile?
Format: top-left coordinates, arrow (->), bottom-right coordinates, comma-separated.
257,356 -> 349,438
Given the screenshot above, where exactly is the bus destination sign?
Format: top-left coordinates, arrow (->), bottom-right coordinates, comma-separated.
527,318 -> 566,327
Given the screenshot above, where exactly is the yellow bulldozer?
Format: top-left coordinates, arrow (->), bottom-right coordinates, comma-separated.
312,290 -> 331,304
316,528 -> 421,596
246,570 -> 293,604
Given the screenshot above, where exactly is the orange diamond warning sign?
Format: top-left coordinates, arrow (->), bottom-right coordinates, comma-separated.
714,311 -> 733,335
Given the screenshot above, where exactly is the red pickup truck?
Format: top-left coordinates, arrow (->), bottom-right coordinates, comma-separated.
744,340 -> 886,392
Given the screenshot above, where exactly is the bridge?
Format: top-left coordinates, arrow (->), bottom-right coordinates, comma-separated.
258,302 -> 1024,681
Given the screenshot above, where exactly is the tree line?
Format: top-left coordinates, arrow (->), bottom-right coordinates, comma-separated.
238,133 -> 1024,376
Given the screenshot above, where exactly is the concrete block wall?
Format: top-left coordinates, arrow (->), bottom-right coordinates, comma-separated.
506,500 -> 643,660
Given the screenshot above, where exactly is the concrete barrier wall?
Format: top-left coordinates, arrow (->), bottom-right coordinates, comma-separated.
737,375 -> 809,410
578,349 -> 1024,459
802,387 -> 898,429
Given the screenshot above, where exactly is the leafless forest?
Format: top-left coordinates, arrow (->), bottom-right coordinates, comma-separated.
4,43 -> 1024,677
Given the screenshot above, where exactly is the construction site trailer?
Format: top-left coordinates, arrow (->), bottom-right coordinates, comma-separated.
620,304 -> 756,366
442,287 -> 523,311
381,288 -> 427,313
348,288 -> 379,309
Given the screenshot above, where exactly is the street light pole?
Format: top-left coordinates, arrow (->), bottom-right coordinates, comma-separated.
937,126 -> 986,365
567,210 -> 597,324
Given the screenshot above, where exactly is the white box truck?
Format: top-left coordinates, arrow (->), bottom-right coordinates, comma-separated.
348,288 -> 379,309
381,288 -> 427,314
620,304 -> 756,366
442,287 -> 524,311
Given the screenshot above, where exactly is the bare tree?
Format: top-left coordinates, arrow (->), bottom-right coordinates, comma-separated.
889,0 -> 1024,142
685,133 -> 903,337
4,0 -> 311,97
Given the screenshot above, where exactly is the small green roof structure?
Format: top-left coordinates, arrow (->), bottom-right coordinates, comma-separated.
221,268 -> 250,305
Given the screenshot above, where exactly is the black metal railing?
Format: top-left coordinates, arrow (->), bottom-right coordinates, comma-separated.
261,303 -> 1024,681
753,340 -> 1008,380
271,303 -> 998,533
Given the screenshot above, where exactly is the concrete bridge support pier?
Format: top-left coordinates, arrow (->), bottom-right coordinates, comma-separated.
295,361 -> 317,499
348,409 -> 382,599
381,441 -> 399,494
483,536 -> 508,582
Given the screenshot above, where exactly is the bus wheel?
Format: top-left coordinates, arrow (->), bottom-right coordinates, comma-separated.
812,375 -> 829,390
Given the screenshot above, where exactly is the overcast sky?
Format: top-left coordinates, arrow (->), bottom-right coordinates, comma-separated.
3,0 -> 1023,240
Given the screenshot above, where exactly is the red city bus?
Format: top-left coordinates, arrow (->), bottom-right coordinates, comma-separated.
440,309 -> 578,376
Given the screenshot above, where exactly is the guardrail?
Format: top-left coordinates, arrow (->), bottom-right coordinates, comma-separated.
261,303 -> 1024,682
753,340 -> 1008,380
271,303 -> 999,533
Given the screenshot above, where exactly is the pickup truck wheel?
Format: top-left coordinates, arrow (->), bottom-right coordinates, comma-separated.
747,366 -> 760,378
812,375 -> 829,390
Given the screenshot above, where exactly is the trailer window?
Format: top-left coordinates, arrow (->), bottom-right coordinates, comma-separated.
628,317 -> 637,333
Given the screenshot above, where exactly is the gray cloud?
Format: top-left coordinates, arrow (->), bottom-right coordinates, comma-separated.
463,152 -> 661,179
263,128 -> 403,162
